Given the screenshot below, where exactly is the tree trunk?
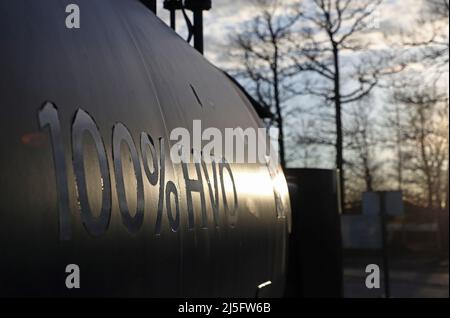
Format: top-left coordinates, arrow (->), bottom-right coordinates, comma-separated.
273,46 -> 285,168
333,44 -> 344,211
364,164 -> 373,192
395,104 -> 403,190
446,155 -> 449,210
418,109 -> 433,209
275,104 -> 285,168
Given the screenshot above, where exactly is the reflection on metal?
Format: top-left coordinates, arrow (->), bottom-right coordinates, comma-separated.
258,281 -> 272,289
255,280 -> 272,298
38,102 -> 72,241
72,109 -> 112,237
112,122 -> 145,234
0,0 -> 291,297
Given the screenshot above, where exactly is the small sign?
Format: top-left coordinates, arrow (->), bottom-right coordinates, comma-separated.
362,192 -> 380,216
341,215 -> 382,249
384,191 -> 404,216
362,191 -> 404,217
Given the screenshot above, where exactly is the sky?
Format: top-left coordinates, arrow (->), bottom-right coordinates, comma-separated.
155,0 -> 422,63
154,0 -> 449,169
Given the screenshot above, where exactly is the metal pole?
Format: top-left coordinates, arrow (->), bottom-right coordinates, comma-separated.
193,9 -> 204,54
170,9 -> 176,30
379,191 -> 391,298
185,0 -> 211,55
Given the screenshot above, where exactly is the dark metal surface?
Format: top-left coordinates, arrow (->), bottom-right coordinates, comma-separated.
0,0 -> 290,297
285,169 -> 342,298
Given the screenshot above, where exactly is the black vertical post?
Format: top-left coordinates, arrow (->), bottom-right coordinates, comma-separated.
164,0 -> 182,31
141,0 -> 157,14
170,9 -> 176,30
284,169 -> 343,298
193,10 -> 204,54
185,0 -> 211,55
379,191 -> 391,298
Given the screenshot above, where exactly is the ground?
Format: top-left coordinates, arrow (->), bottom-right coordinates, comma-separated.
343,254 -> 449,298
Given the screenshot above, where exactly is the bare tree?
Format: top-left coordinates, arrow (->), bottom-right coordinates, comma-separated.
291,0 -> 405,209
385,0 -> 449,208
345,100 -> 381,194
403,0 -> 449,70
228,0 -> 301,168
381,97 -> 407,191
393,87 -> 449,209
289,118 -> 325,167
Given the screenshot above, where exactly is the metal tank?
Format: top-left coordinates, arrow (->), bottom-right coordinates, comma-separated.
0,0 -> 291,297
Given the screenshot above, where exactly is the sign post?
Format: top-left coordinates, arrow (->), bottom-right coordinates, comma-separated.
379,191 -> 390,298
362,190 -> 404,298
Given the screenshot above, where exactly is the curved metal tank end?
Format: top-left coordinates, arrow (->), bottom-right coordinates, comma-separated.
0,0 -> 291,297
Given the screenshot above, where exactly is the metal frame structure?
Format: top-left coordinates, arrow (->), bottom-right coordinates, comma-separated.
142,0 -> 212,55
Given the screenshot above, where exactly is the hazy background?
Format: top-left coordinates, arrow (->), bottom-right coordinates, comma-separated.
155,0 -> 448,212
